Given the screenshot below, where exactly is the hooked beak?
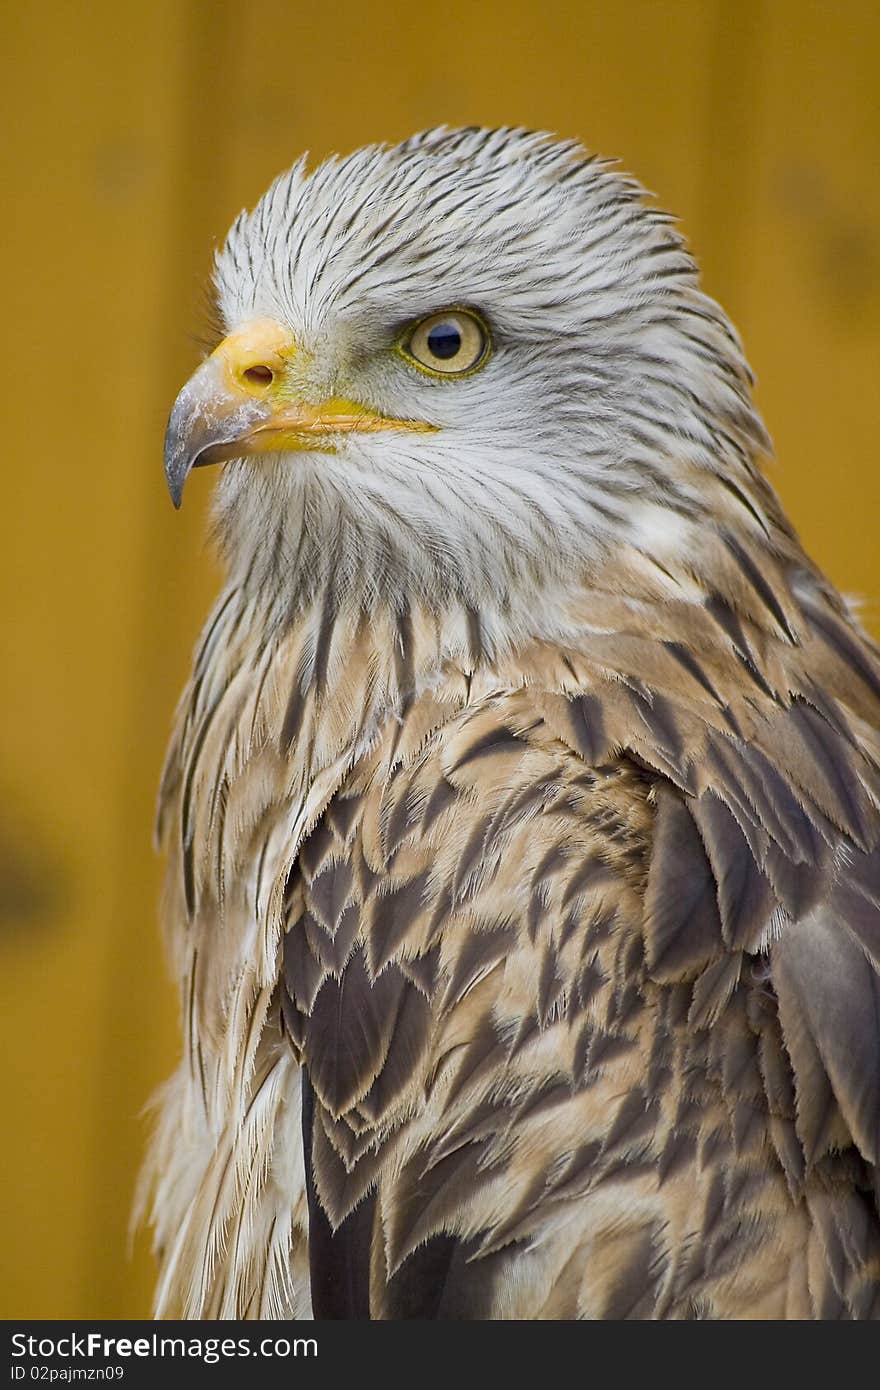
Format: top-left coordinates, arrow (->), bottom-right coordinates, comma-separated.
163,318 -> 435,508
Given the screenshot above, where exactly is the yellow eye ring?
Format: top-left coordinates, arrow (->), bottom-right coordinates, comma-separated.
397,308 -> 491,378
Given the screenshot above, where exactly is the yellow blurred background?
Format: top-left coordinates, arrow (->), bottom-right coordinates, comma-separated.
2,0 -> 878,1318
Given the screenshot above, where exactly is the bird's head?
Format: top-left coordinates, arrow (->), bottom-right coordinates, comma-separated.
166,127 -> 771,630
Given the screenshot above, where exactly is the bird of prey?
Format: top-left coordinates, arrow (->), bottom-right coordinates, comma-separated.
145,127 -> 880,1319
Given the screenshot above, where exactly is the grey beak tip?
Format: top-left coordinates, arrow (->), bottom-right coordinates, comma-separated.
164,410 -> 190,510
164,458 -> 187,510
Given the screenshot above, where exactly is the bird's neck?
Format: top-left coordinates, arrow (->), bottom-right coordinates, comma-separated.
196,440 -> 854,805
209,519 -> 804,774
158,507 -> 880,954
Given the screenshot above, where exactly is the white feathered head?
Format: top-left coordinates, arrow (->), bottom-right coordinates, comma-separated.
165,127 -> 770,622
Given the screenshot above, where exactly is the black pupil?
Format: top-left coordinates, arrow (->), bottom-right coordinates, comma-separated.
426,321 -> 463,360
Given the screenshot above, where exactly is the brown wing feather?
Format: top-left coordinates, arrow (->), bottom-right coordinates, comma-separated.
150,536 -> 880,1319
275,553 -> 880,1318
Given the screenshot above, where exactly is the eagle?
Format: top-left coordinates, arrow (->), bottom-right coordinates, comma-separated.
144,127 -> 880,1319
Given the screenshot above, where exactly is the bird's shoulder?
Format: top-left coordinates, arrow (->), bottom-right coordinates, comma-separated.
282,673 -> 650,1119
288,600 -> 880,1138
281,606 -> 880,1317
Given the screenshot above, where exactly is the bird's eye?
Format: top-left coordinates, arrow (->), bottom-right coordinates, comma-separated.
400,309 -> 490,377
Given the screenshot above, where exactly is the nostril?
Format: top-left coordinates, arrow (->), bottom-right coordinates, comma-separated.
242,364 -> 274,387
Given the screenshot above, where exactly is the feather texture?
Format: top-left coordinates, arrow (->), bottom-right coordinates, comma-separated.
143,127 -> 880,1319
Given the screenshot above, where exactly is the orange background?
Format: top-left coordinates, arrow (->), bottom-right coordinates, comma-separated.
2,0 -> 878,1317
